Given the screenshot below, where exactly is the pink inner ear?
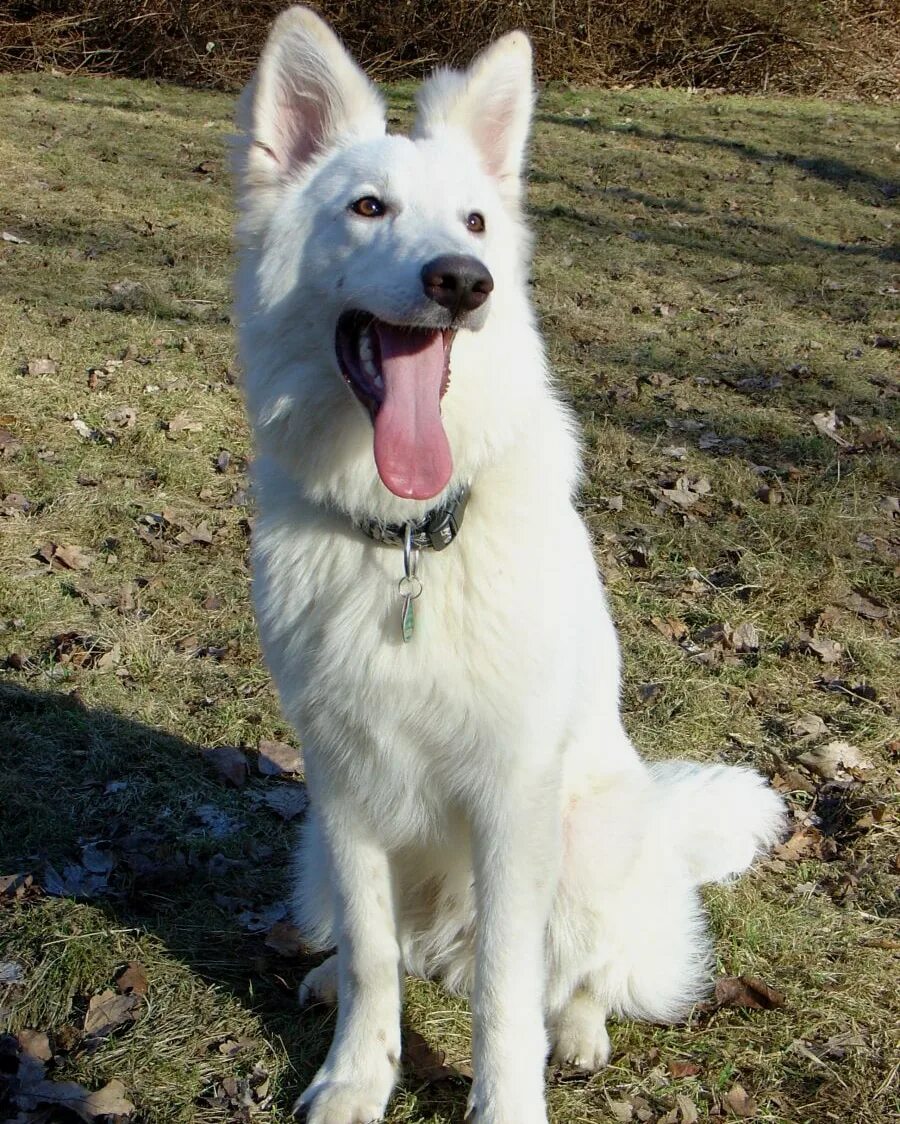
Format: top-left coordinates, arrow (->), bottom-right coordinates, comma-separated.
473,97 -> 516,181
269,89 -> 329,171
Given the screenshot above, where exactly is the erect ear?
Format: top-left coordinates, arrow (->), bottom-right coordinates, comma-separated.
412,31 -> 534,203
236,6 -> 385,191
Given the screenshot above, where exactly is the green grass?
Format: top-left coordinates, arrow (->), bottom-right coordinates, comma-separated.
0,73 -> 897,1123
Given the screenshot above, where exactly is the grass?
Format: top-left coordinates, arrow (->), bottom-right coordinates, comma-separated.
0,72 -> 897,1124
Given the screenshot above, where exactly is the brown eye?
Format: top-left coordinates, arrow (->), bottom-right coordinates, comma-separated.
466,211 -> 486,234
351,196 -> 386,218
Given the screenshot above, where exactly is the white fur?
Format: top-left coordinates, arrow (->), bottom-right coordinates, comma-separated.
234,9 -> 786,1123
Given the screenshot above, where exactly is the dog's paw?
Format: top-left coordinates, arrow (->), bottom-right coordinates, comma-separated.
292,1081 -> 385,1124
549,998 -> 611,1072
298,954 -> 338,1007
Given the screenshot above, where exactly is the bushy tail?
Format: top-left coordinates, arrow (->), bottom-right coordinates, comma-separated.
650,762 -> 787,885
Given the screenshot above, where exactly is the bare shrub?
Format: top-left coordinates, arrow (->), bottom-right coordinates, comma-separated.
1,1 -> 898,95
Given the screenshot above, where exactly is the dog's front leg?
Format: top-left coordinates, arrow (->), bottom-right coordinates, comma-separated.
466,774 -> 560,1124
294,800 -> 400,1124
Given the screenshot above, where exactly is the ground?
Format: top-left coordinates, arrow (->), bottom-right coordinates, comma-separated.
0,73 -> 897,1124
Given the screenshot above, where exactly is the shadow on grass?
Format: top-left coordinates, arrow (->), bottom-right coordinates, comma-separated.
0,681 -> 469,1121
535,114 -> 900,203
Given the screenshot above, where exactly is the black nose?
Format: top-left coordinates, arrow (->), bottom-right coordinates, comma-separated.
421,255 -> 494,314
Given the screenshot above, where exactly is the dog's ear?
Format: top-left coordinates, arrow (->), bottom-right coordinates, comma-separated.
413,32 -> 534,203
236,6 -> 384,191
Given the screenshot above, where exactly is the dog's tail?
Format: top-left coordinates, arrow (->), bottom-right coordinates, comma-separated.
650,761 -> 787,885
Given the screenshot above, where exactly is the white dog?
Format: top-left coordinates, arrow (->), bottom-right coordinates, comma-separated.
233,9 -> 785,1123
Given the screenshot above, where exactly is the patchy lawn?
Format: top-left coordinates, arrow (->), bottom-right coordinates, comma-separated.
0,72 -> 897,1124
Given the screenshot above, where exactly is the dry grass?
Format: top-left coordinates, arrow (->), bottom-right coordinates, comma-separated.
0,73 -> 897,1123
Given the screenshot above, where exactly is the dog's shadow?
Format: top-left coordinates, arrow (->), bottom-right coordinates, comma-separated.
0,681 -> 471,1121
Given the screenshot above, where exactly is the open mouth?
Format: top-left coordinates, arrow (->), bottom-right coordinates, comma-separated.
336,311 -> 456,500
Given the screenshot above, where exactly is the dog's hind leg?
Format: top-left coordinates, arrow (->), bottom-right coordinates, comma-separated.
548,984 -> 611,1071
299,955 -> 338,1007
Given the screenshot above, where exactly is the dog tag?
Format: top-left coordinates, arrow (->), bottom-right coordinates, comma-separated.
400,591 -> 415,642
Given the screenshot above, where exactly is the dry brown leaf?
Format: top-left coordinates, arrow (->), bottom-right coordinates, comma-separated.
799,634 -> 843,663
811,409 -> 849,446
20,1076 -> 136,1121
262,785 -> 309,820
774,825 -> 833,862
723,1083 -> 757,1118
167,412 -> 203,434
797,739 -> 874,781
608,1102 -> 634,1123
668,1058 -> 702,1079
403,1028 -> 472,1085
264,920 -> 305,957
115,961 -> 148,996
106,405 -> 137,428
83,988 -> 140,1039
650,616 -> 688,642
200,745 -> 248,788
35,542 -> 92,571
791,713 -> 828,739
17,1028 -> 52,1062
841,591 -> 888,620
725,621 -> 760,653
676,1093 -> 700,1123
257,739 -> 303,776
713,975 -> 785,1010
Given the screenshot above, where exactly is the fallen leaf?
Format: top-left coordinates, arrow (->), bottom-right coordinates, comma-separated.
724,621 -> 759,653
115,961 -> 148,997
18,1076 -> 135,1121
166,412 -> 203,434
50,632 -> 118,671
791,713 -> 828,739
201,593 -> 223,611
1,492 -> 30,515
264,920 -> 305,957
26,357 -> 58,376
774,825 -> 833,862
257,739 -> 303,776
798,740 -> 874,781
403,1028 -> 472,1085
176,522 -> 214,546
713,975 -> 785,1010
675,1093 -> 700,1123
262,784 -> 309,820
723,1083 -> 757,1117
0,426 -> 22,457
106,405 -> 137,428
0,960 -> 26,984
215,448 -> 232,473
668,1059 -> 702,1079
35,542 -> 92,571
651,616 -> 689,643
812,409 -> 849,446
200,745 -> 248,787
18,1028 -> 52,1062
237,901 -> 288,933
799,634 -> 843,663
0,873 -> 34,899
83,988 -> 139,1039
841,591 -> 888,620
608,1101 -> 634,1123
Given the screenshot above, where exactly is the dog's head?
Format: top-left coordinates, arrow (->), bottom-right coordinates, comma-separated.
234,7 -> 537,511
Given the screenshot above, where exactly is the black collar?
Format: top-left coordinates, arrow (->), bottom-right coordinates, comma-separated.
356,487 -> 470,551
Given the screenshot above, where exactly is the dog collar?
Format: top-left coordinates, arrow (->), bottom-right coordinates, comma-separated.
356,486 -> 470,552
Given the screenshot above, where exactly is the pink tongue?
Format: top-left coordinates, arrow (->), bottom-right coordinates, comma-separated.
372,325 -> 452,500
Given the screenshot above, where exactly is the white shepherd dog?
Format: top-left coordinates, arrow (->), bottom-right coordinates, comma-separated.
234,9 -> 785,1123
